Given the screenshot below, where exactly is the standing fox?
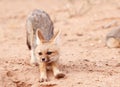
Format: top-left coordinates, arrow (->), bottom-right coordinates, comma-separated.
106,27 -> 120,48
26,9 -> 65,82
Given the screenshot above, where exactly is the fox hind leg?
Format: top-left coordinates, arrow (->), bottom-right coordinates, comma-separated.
30,30 -> 38,66
26,20 -> 38,65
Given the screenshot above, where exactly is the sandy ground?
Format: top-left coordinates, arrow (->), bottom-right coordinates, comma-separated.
0,0 -> 120,87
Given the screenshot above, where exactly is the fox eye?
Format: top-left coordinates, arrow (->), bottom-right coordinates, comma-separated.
46,51 -> 52,55
38,52 -> 42,55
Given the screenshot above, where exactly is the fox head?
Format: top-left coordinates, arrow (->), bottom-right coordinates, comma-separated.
35,29 -> 60,63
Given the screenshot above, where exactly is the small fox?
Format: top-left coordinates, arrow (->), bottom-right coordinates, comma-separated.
26,9 -> 65,82
106,27 -> 120,48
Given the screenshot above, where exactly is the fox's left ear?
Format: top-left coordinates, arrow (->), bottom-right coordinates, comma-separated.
50,29 -> 61,45
36,29 -> 45,45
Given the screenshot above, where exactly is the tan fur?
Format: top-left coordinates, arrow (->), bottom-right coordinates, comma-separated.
106,27 -> 120,48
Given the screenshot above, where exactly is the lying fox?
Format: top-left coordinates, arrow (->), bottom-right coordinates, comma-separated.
26,9 -> 65,82
106,27 -> 120,48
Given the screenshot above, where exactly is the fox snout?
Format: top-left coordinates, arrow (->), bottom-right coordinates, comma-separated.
40,57 -> 50,62
41,58 -> 46,62
37,52 -> 49,62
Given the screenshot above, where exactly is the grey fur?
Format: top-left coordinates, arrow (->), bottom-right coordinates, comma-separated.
26,9 -> 54,50
106,26 -> 120,41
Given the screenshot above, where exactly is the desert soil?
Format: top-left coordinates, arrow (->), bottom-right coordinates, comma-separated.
0,0 -> 120,87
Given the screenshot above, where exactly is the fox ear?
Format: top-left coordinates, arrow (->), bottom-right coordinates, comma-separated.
36,29 -> 45,44
50,29 -> 61,45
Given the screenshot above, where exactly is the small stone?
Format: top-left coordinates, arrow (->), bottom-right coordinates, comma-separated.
83,59 -> 89,62
77,82 -> 82,84
76,33 -> 83,36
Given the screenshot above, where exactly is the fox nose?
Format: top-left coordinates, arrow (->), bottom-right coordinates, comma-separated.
42,58 -> 45,62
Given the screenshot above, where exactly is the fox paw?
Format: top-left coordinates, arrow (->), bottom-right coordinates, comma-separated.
30,60 -> 38,66
55,72 -> 65,79
30,62 -> 38,66
40,77 -> 48,82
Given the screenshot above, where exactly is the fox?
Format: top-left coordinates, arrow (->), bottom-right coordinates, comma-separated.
26,9 -> 65,82
106,26 -> 120,48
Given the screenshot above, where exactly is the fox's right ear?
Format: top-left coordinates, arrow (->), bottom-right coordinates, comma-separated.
36,29 -> 45,45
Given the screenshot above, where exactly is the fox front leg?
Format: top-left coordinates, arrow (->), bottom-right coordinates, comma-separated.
51,62 -> 65,79
39,62 -> 48,82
